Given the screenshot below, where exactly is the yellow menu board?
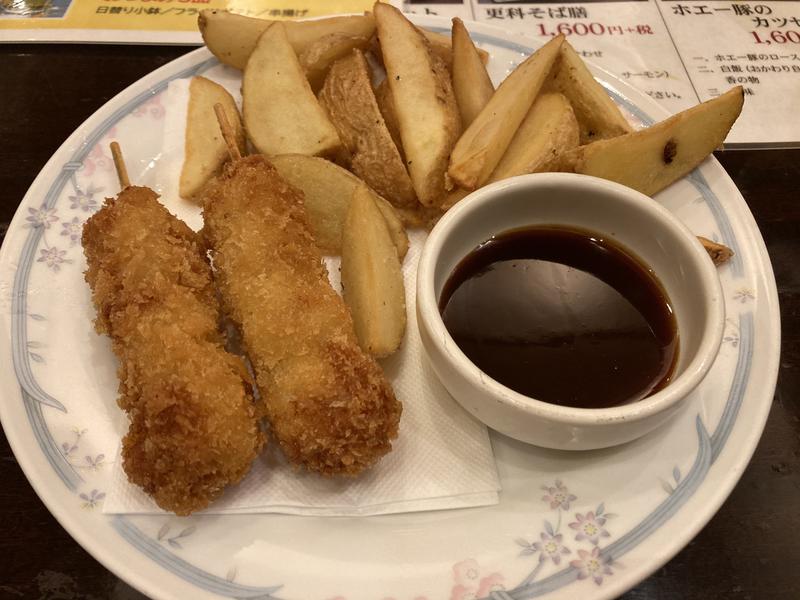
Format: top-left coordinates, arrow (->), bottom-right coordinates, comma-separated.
0,0 -> 376,41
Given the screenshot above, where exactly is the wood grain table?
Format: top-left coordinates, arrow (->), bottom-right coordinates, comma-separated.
1,44 -> 798,600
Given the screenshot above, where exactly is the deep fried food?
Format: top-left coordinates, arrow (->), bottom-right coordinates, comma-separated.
318,49 -> 418,209
201,156 -> 402,476
82,186 -> 264,515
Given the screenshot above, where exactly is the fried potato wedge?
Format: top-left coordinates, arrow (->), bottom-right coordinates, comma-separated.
546,40 -> 633,144
440,187 -> 470,212
299,33 -> 370,92
319,49 -> 417,208
395,204 -> 445,230
564,86 -> 744,196
179,76 -> 245,200
451,18 -> 494,127
489,92 -> 579,182
243,23 -> 342,158
199,9 -> 376,70
375,2 -> 461,206
342,185 -> 406,357
371,26 -> 489,68
374,79 -> 404,156
422,28 -> 488,67
270,154 -> 408,258
448,35 -> 564,190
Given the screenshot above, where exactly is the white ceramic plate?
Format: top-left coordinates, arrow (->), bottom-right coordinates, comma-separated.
0,16 -> 779,600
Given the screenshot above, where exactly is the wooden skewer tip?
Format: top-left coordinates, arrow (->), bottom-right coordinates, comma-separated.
109,141 -> 131,190
214,103 -> 242,162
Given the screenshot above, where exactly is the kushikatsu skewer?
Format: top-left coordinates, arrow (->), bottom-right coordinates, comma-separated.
199,106 -> 402,476
81,142 -> 264,515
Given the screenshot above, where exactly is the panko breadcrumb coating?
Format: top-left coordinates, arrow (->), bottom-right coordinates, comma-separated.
201,155 -> 402,476
82,186 -> 264,515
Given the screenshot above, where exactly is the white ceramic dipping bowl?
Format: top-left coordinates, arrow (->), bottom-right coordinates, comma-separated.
417,173 -> 725,450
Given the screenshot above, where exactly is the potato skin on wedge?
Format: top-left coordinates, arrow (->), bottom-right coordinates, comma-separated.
300,33 -> 371,92
374,79 -> 404,156
341,186 -> 407,358
319,49 -> 417,208
375,2 -> 461,207
565,86 -> 744,196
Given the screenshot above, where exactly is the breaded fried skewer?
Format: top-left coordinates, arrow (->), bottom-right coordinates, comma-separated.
82,143 -> 264,515
201,108 -> 402,476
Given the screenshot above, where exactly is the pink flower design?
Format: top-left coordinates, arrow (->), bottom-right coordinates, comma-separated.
476,572 -> 504,597
453,559 -> 481,586
450,559 -> 504,600
570,547 -> 613,585
569,511 -> 610,545
80,144 -> 114,177
132,94 -> 165,120
449,585 -> 474,600
541,480 -> 577,510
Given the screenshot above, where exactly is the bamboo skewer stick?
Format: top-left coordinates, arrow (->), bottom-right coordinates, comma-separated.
110,141 -> 131,190
214,103 -> 242,161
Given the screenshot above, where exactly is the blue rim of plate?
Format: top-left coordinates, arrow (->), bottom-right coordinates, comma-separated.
5,29 -> 762,600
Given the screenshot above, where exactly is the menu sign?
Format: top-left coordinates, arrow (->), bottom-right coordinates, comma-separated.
403,0 -> 800,146
0,1 -> 374,42
1,0 -> 797,145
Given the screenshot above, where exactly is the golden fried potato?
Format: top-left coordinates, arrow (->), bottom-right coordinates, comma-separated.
179,76 -> 245,200
375,2 -> 461,206
546,40 -> 633,143
440,187 -> 470,212
199,9 -> 375,70
370,26 -> 489,69
243,23 -> 342,158
489,92 -> 579,182
394,204 -> 445,230
341,185 -> 406,357
299,33 -> 370,92
269,154 -> 408,258
564,86 -> 744,196
422,28 -> 488,67
451,18 -> 494,127
448,35 -> 564,191
319,49 -> 417,208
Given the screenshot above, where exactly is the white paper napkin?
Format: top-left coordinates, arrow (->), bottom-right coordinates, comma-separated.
103,68 -> 500,516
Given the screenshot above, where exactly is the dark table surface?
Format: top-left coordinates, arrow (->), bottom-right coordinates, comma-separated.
1,43 -> 798,600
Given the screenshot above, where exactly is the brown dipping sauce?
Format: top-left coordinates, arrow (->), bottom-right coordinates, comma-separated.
439,226 -> 678,409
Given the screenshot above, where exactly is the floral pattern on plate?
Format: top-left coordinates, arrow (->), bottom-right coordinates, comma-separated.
0,20 -> 777,600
